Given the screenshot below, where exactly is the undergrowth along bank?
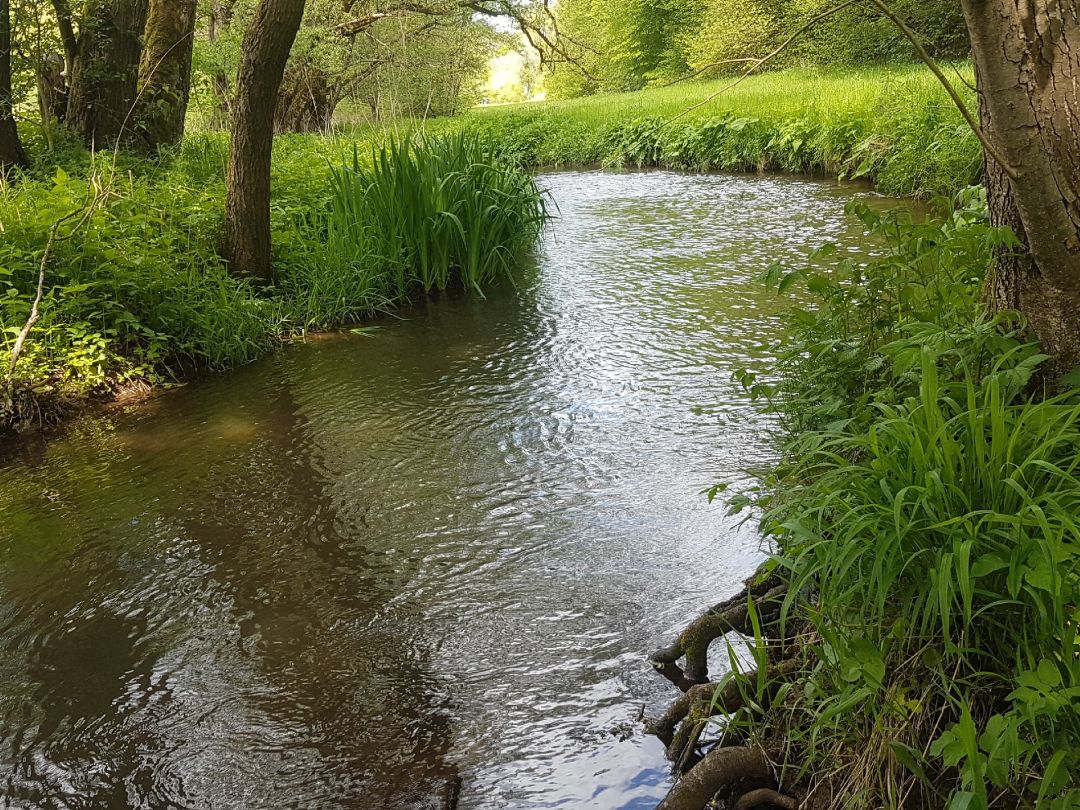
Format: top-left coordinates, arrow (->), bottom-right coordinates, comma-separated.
647,191 -> 1080,809
0,133 -> 547,425
458,65 -> 981,198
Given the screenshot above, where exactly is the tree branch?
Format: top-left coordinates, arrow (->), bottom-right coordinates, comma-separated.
863,0 -> 1019,180
663,58 -> 760,88
672,0 -> 859,121
4,185 -> 103,414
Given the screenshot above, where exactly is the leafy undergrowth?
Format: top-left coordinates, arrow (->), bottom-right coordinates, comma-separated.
457,65 -> 981,198
725,191 -> 1080,808
0,133 -> 547,426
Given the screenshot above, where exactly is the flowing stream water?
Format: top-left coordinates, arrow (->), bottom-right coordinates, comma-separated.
0,170 -> 886,810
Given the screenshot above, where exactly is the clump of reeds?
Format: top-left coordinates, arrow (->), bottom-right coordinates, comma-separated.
328,131 -> 549,299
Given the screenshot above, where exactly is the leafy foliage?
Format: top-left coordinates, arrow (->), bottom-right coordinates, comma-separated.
734,191 -> 1080,807
0,134 -> 544,418
545,0 -> 970,96
327,132 -> 548,297
464,66 -> 981,198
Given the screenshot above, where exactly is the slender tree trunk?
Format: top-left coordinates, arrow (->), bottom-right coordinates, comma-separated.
961,1 -> 1080,373
66,0 -> 150,150
0,0 -> 27,175
223,0 -> 306,280
208,0 -> 236,129
130,0 -> 197,151
37,53 -> 68,125
50,0 -> 79,74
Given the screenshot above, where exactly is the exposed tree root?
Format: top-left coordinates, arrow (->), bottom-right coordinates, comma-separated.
647,573 -> 807,809
654,658 -> 802,770
654,659 -> 703,692
650,582 -> 788,685
734,788 -> 799,809
652,679 -> 744,747
656,746 -> 771,810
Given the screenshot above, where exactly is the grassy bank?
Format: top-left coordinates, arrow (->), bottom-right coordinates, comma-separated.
650,191 -> 1080,808
459,65 -> 982,197
0,133 -> 546,425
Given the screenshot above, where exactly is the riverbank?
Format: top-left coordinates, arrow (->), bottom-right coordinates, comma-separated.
0,133 -> 544,429
459,65 -> 980,198
647,189 -> 1080,808
2,66 -> 976,429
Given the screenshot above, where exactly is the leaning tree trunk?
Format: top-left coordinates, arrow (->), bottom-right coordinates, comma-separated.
0,0 -> 27,175
66,0 -> 150,150
961,1 -> 1080,374
223,0 -> 306,280
130,0 -> 197,151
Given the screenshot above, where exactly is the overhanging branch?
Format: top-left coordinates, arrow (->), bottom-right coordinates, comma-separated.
673,0 -> 859,121
864,0 -> 1019,180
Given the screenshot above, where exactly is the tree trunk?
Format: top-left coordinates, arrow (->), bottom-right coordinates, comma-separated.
223,0 -> 306,280
66,0 -> 150,150
0,0 -> 27,175
961,1 -> 1080,373
208,0 -> 236,129
130,0 -> 197,151
50,0 -> 79,74
275,65 -> 335,133
37,52 -> 68,125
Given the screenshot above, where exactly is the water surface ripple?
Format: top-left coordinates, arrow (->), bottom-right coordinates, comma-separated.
0,170 -> 878,809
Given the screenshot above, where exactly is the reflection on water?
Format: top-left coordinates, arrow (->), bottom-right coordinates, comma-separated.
0,170 -> 882,809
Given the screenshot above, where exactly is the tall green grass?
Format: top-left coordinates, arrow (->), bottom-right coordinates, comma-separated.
737,191 -> 1080,807
455,66 -> 981,197
328,133 -> 548,297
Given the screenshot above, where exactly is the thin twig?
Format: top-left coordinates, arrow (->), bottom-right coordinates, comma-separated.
4,186 -> 103,413
662,59 -> 760,88
863,0 -> 1018,179
672,0 -> 859,121
949,62 -> 976,94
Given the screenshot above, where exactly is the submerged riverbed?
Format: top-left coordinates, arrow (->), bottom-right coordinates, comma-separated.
1,170 -> 882,809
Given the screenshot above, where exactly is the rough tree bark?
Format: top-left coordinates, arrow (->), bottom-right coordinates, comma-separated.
275,64 -> 335,133
66,0 -> 150,149
961,1 -> 1080,373
0,0 -> 26,175
223,0 -> 307,280
130,0 -> 197,151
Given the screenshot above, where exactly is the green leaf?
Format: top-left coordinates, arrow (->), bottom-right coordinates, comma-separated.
890,741 -> 929,783
947,791 -> 976,810
1037,659 -> 1062,688
971,553 -> 1009,577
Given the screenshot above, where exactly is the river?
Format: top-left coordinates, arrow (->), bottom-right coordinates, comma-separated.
0,170 -> 883,809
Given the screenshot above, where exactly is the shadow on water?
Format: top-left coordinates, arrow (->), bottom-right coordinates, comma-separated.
0,170 -> 900,809
0,379 -> 463,809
